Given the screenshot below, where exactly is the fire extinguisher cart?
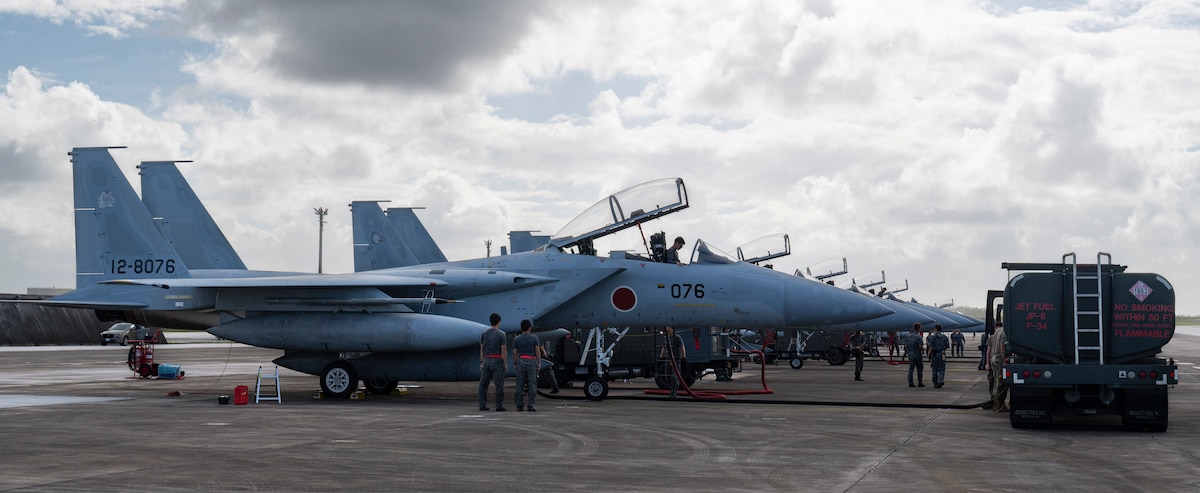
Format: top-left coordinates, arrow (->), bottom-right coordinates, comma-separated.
126,329 -> 166,378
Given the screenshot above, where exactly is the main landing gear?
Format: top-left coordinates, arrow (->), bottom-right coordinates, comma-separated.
320,361 -> 358,399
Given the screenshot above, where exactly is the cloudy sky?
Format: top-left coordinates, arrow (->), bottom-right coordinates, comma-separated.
1,1 -> 1198,314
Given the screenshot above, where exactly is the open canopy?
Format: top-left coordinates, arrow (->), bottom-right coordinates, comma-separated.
735,234 -> 790,265
550,177 -> 688,250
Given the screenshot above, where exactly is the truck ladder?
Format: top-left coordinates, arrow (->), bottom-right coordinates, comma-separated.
1065,252 -> 1109,365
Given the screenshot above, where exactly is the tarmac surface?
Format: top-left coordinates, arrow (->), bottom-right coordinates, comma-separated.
1,331 -> 1198,492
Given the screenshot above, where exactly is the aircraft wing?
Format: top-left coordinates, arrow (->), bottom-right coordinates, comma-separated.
102,269 -> 561,301
103,274 -> 449,289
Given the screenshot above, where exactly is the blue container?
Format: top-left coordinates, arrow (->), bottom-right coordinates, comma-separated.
157,364 -> 181,380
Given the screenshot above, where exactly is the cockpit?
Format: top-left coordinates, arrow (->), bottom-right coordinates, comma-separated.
549,177 -> 689,253
541,177 -> 790,267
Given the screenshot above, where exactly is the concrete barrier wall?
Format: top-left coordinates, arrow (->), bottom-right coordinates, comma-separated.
0,295 -> 109,345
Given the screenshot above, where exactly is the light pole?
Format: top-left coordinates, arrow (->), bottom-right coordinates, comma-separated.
314,207 -> 328,273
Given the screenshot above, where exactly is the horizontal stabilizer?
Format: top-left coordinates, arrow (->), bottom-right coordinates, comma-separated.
0,299 -> 149,310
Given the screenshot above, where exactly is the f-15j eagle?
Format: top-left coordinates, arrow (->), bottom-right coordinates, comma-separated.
24,147 -> 893,399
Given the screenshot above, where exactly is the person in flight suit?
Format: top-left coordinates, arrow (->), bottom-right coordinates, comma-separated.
478,313 -> 507,412
512,319 -> 541,412
849,330 -> 867,381
905,323 -> 926,388
928,324 -> 951,388
664,236 -> 686,265
659,326 -> 687,398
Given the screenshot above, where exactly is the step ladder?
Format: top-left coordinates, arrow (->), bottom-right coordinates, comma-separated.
1066,252 -> 1109,365
255,365 -> 282,403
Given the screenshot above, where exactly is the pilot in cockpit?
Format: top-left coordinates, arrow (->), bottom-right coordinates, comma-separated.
664,236 -> 686,266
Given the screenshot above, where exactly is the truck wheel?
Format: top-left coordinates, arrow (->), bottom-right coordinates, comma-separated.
826,348 -> 847,366
584,376 -> 608,401
789,357 -> 804,369
320,361 -> 358,399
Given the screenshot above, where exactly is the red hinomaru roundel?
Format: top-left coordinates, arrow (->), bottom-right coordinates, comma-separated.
611,286 -> 637,312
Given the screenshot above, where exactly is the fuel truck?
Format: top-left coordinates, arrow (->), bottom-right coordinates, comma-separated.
989,252 -> 1178,431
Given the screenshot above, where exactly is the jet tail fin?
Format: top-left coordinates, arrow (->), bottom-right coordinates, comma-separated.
351,201 -> 421,271
385,207 -> 447,263
139,161 -> 247,270
71,147 -> 191,287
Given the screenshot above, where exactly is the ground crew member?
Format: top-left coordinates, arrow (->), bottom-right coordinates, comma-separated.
928,324 -> 950,388
512,319 -> 541,412
987,322 -> 1010,411
478,313 -> 507,412
849,330 -> 866,381
659,326 -> 686,398
951,329 -> 966,357
977,330 -> 990,370
905,323 -> 925,387
886,330 -> 898,363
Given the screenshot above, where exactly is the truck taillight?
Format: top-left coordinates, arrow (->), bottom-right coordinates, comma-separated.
1021,370 -> 1031,378
1032,370 -> 1042,378
1149,371 -> 1159,379
1138,371 -> 1147,379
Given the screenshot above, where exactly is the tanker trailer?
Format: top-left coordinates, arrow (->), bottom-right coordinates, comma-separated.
990,252 -> 1177,431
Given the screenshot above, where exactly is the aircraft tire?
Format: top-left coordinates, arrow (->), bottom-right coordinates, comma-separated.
826,348 -> 848,366
789,357 -> 804,370
363,378 -> 398,395
584,376 -> 608,401
320,361 -> 359,399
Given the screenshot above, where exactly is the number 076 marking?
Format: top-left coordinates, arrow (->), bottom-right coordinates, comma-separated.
670,283 -> 704,299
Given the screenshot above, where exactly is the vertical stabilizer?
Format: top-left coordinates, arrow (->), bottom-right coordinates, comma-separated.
386,207 -> 447,263
71,148 -> 190,287
351,201 -> 420,271
508,231 -> 551,254
139,161 -> 247,270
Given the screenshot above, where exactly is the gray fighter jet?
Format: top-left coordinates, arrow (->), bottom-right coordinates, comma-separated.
24,147 -> 894,399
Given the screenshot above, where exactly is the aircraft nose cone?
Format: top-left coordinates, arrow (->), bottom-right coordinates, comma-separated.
785,279 -> 893,326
